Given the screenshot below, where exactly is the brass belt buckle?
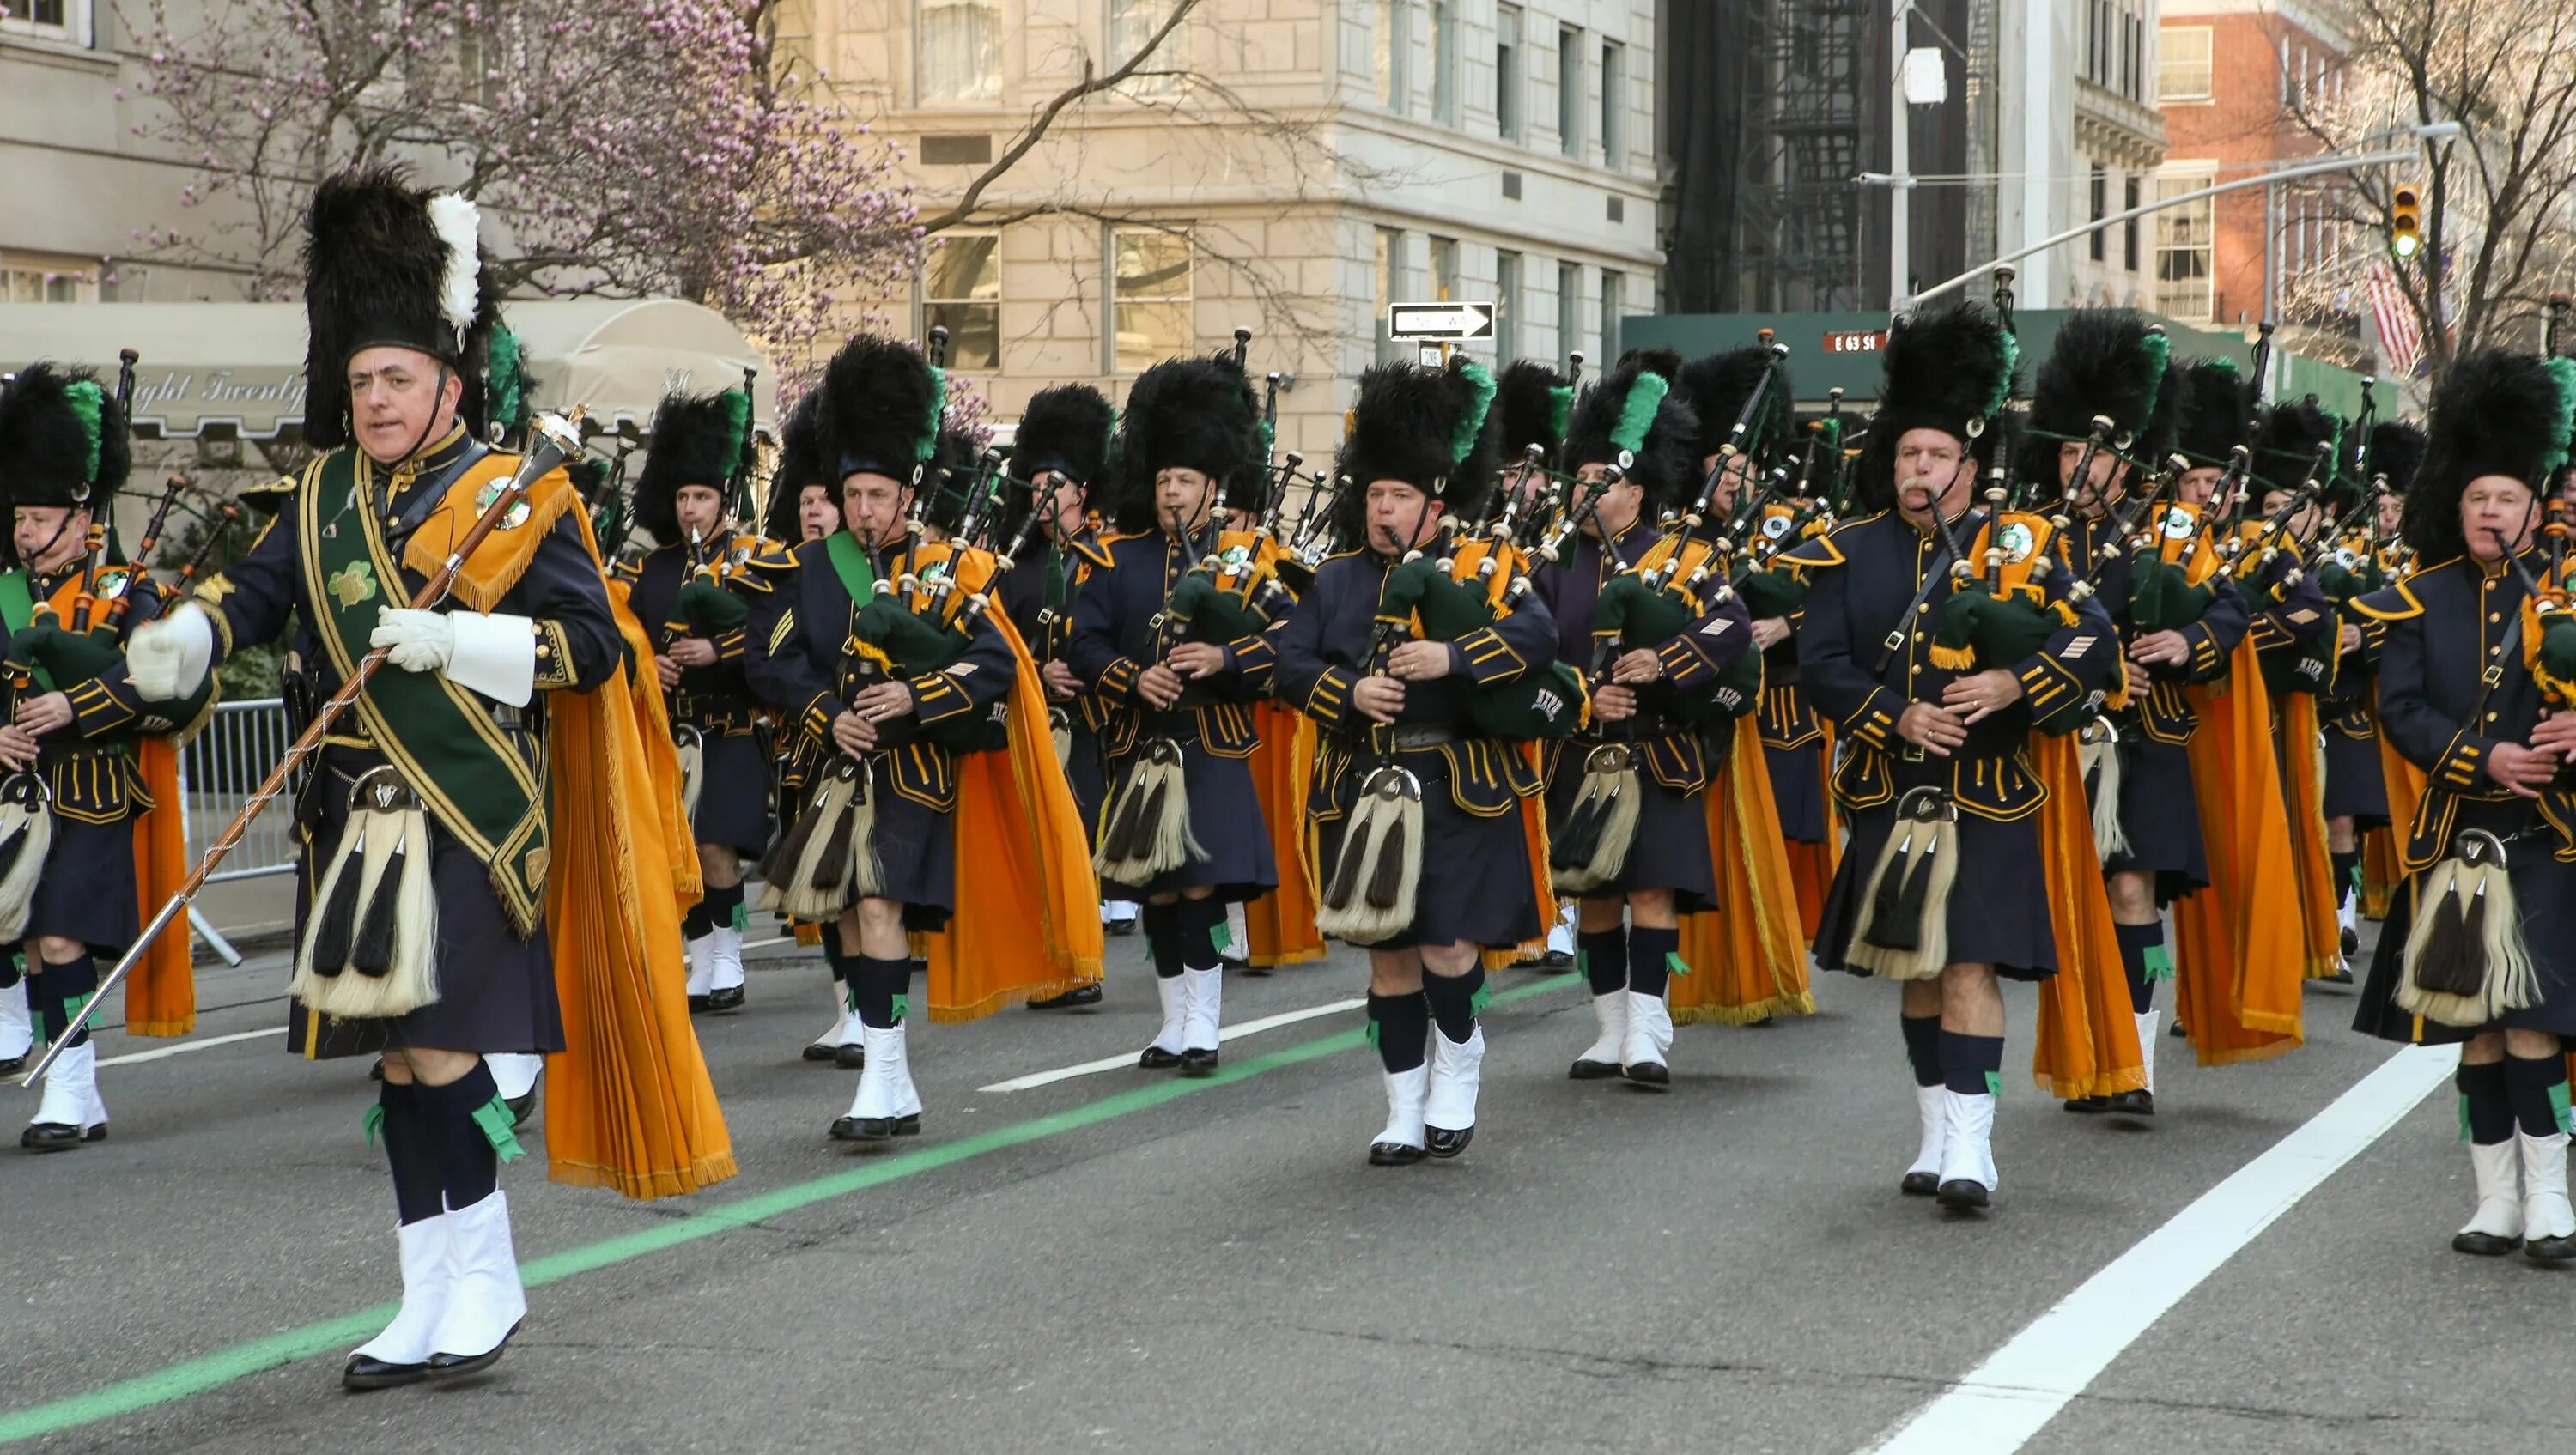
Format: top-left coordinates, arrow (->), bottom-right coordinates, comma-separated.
1900,744 -> 1928,763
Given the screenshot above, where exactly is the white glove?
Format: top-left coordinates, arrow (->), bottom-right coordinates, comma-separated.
371,607 -> 537,707
127,601 -> 215,701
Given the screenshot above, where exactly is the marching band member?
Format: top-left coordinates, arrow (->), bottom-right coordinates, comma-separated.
2320,421 -> 2425,963
620,386 -> 767,1015
1275,356 -> 1557,1161
2352,349 -> 2576,1263
1489,358 -> 1581,969
0,362 -> 197,1149
115,167 -> 732,1388
1534,348 -> 1721,1087
1783,301 -> 2122,1210
2245,397 -> 2348,981
1068,354 -> 1279,1075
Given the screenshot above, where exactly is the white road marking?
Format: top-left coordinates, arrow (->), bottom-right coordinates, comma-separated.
977,997 -> 1370,1093
1860,1042 -> 2459,1455
94,1028 -> 276,1067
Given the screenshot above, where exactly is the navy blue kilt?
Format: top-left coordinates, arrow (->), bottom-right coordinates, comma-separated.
24,812 -> 142,954
689,730 -> 772,856
1064,716 -> 1108,843
1543,741 -> 1718,912
1097,736 -> 1278,903
2322,727 -> 2390,827
289,751 -> 566,1060
1815,756 -> 2059,982
1763,739 -> 1828,844
2354,801 -> 2576,1043
868,779 -> 957,932
2105,734 -> 2209,901
1314,752 -> 1541,951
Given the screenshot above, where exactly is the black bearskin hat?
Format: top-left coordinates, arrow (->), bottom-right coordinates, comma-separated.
1563,348 -> 1700,514
2171,358 -> 2254,469
634,387 -> 752,547
2401,350 -> 2576,563
2364,419 -> 2428,497
2253,396 -> 2342,498
1329,358 -> 1503,543
1490,359 -> 1574,470
762,391 -> 828,544
0,362 -> 129,516
1114,354 -> 1260,534
993,383 -> 1114,551
2018,310 -> 2178,497
815,335 -> 944,489
1672,346 -> 1793,470
301,166 -> 502,452
1853,301 -> 2017,513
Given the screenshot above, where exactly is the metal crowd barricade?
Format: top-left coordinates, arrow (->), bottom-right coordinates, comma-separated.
176,696 -> 302,965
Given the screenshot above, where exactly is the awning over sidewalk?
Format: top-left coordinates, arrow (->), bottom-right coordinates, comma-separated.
0,298 -> 777,440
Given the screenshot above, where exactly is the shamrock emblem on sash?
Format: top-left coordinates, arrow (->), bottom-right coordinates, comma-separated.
328,560 -> 378,609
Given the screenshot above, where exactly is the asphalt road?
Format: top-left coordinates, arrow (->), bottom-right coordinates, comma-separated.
2,914 -> 2566,1454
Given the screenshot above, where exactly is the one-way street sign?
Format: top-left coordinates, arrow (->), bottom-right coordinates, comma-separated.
1388,302 -> 1496,341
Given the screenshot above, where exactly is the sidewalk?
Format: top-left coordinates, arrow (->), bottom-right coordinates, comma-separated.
192,873 -> 299,955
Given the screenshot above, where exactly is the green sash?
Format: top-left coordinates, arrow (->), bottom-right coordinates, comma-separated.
300,449 -> 551,931
824,530 -> 878,605
0,572 -> 53,691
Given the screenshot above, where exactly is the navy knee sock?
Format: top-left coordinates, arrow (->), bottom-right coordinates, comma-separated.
1368,991 -> 1431,1075
1421,966 -> 1486,1045
37,953 -> 97,1048
1142,902 -> 1184,979
2330,849 -> 2360,902
682,904 -> 713,939
1900,1014 -> 1943,1089
847,955 -> 912,1029
1626,925 -> 1680,1000
1940,1030 -> 2005,1099
414,1061 -> 511,1211
1577,926 -> 1627,997
1173,898 -> 1229,973
2503,1052 -> 2572,1140
2114,921 -> 2160,1015
704,881 -> 746,932
374,1081 -> 444,1226
2458,1059 -> 2516,1145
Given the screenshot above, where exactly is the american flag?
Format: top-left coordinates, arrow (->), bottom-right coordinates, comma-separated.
2366,261 -> 2423,376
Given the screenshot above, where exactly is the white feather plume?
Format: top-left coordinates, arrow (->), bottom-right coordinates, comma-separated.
425,193 -> 483,339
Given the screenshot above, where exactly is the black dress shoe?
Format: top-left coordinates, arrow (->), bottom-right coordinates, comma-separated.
1138,1046 -> 1182,1070
2340,925 -> 2360,958
2319,966 -> 2354,985
425,1321 -> 522,1378
1935,1179 -> 1990,1210
343,1353 -> 431,1391
20,1122 -> 103,1151
829,1113 -> 920,1143
706,985 -> 746,1014
1178,1047 -> 1220,1077
1540,950 -> 1575,972
1900,1171 -> 1939,1197
1369,1141 -> 1426,1166
687,994 -> 713,1014
2063,1096 -> 2110,1114
1568,1057 -> 1620,1081
2107,1089 -> 2155,1117
0,1054 -> 23,1077
368,1060 -> 385,1082
1027,984 -> 1103,1009
2169,1020 -> 2189,1038
506,1091 -> 538,1130
2528,1233 -> 2576,1264
1106,916 -> 1139,937
802,1042 -> 841,1063
835,1043 -> 866,1070
2451,1228 -> 2522,1257
1621,1060 -> 1670,1089
1425,1125 -> 1473,1159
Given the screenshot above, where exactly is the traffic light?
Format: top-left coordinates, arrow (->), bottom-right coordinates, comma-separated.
2390,184 -> 2423,260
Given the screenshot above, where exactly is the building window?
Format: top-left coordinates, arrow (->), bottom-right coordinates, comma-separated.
1495,4 -> 1523,143
1557,26 -> 1583,160
2160,25 -> 2211,102
1429,235 -> 1461,302
2154,170 -> 2215,323
1375,227 -> 1406,364
921,232 -> 1001,371
3,268 -> 92,303
1431,0 -> 1458,126
1,0 -> 84,43
1557,261 -> 1583,361
1109,0 -> 1188,100
918,0 -> 1001,104
1599,39 -> 1625,171
2123,174 -> 2142,272
1375,0 -> 1409,113
1110,227 -> 1191,373
1601,269 -> 1624,360
2089,165 -> 2107,263
1495,250 -> 1520,361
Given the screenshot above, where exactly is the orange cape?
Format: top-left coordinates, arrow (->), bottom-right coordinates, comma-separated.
2031,733 -> 2148,1099
1241,700 -> 1327,968
2166,647 -> 2306,1066
2277,691 -> 2343,978
120,735 -> 196,1036
1674,722 -> 1815,1024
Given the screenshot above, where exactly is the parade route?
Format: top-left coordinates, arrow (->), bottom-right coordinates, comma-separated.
7,919 -> 2557,1454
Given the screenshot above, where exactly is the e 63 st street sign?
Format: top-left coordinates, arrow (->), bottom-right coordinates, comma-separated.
1388,302 -> 1497,341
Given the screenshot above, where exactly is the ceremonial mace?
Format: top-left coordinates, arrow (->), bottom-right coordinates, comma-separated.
15,410 -> 589,1087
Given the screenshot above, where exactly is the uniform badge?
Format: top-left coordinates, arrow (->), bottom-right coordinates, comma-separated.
2160,507 -> 2196,542
474,477 -> 534,531
327,561 -> 378,609
1761,514 -> 1792,540
1997,521 -> 2036,564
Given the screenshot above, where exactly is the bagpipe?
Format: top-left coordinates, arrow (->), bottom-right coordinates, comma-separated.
2309,374 -> 2390,609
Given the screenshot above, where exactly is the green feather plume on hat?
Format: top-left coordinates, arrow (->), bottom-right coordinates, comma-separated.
1984,335 -> 2020,419
1546,385 -> 1574,440
489,326 -> 523,432
2545,357 -> 2576,478
2136,329 -> 2171,426
1611,372 -> 1669,456
64,378 -> 104,484
720,387 -> 751,476
920,367 -> 948,463
1450,361 -> 1497,468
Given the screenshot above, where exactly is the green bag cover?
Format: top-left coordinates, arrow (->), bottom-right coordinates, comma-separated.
1737,567 -> 1807,622
2541,615 -> 2576,686
671,577 -> 750,633
1935,589 -> 2059,672
1383,554 -> 1582,741
2126,557 -> 2215,635
850,594 -> 994,751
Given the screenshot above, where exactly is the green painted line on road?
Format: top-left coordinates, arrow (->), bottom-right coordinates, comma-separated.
0,978 -> 1576,1446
